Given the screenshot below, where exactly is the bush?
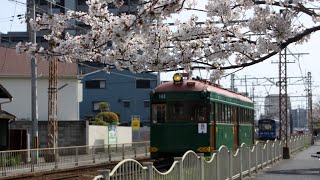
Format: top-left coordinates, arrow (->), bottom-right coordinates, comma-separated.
94,118 -> 108,126
96,112 -> 119,125
0,155 -> 21,167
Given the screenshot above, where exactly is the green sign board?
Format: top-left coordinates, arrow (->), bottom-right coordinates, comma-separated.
108,125 -> 118,144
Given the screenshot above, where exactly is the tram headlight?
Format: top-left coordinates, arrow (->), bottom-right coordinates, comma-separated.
173,73 -> 183,84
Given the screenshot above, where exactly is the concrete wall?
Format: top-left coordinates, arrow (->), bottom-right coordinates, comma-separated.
117,126 -> 132,144
9,121 -> 143,150
88,125 -> 132,146
88,125 -> 108,146
10,120 -> 88,148
0,77 -> 81,121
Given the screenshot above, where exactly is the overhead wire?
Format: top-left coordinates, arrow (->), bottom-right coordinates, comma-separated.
1,1 -> 18,72
10,0 -> 89,33
287,48 -> 308,91
78,62 -> 157,80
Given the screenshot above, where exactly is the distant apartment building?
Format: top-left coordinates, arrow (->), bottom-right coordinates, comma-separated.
1,0 -> 140,47
263,94 -> 291,119
291,108 -> 307,129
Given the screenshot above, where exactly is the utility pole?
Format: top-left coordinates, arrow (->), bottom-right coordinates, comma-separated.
30,0 -> 38,152
277,48 -> 309,159
245,75 -> 247,96
230,74 -> 235,91
47,0 -> 59,162
279,48 -> 290,159
307,72 -> 314,145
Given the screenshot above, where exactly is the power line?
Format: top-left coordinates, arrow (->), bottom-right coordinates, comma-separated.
1,1 -> 18,72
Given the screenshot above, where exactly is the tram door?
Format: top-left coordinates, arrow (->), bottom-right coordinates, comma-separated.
233,107 -> 239,150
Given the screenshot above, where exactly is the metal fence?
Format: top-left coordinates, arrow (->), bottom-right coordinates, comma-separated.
0,141 -> 150,176
94,135 -> 312,180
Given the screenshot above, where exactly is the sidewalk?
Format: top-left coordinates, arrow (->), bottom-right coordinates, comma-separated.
249,140 -> 320,180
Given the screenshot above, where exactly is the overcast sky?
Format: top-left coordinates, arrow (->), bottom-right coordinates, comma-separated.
1,0 -> 320,111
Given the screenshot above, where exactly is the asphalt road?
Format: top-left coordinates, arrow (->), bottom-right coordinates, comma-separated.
248,140 -> 320,180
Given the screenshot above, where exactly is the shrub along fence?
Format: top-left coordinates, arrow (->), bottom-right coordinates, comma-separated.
93,135 -> 311,180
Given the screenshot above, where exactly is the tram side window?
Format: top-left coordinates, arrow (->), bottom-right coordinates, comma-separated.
245,109 -> 250,124
217,103 -> 233,123
226,105 -> 231,123
244,109 -> 247,124
242,109 -> 252,124
250,110 -> 254,124
152,104 -> 166,123
217,103 -> 222,123
222,104 -> 228,123
193,104 -> 207,122
238,108 -> 241,124
225,105 -> 229,123
233,106 -> 237,123
211,103 -> 215,122
239,108 -> 244,124
165,102 -> 208,123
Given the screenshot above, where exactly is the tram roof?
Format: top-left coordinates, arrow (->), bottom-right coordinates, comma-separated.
154,80 -> 252,103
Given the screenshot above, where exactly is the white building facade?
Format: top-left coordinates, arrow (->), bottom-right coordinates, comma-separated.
0,47 -> 82,121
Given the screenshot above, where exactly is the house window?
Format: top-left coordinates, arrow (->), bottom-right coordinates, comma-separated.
93,101 -> 105,112
123,100 -> 131,108
136,79 -> 150,89
143,100 -> 150,108
85,80 -> 106,89
78,0 -> 87,5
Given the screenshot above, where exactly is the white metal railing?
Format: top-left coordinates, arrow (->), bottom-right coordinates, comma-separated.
94,134 -> 312,180
0,141 -> 150,176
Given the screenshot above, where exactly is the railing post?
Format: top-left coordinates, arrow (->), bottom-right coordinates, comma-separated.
216,151 -> 220,180
54,148 -> 59,169
134,146 -> 137,158
229,150 -> 233,180
31,150 -> 35,172
122,144 -> 125,160
108,144 -> 111,161
98,169 -> 110,180
1,152 -> 6,176
261,144 -> 264,170
75,147 -> 79,166
267,143 -> 270,166
92,146 -> 96,163
174,157 -> 183,180
197,153 -> 205,180
239,148 -> 242,179
143,162 -> 153,180
278,141 -> 282,161
248,147 -> 251,177
272,144 -> 274,165
255,144 -> 258,173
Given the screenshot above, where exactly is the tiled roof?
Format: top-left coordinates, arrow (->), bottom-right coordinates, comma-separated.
0,109 -> 15,120
0,46 -> 77,77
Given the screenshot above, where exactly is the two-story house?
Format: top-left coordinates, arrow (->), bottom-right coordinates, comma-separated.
79,66 -> 158,125
0,84 -> 15,151
0,46 -> 81,121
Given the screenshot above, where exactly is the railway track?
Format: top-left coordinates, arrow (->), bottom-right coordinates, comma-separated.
0,157 -> 151,180
0,157 -> 173,180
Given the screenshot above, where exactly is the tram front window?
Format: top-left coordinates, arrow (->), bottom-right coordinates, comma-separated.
259,122 -> 275,131
152,102 -> 207,123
